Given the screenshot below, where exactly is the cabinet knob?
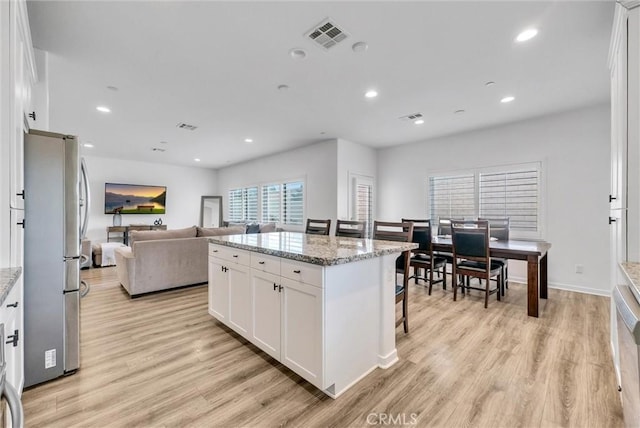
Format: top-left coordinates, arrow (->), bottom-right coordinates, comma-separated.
16,190 -> 24,199
278,285 -> 283,292
232,255 -> 239,258
258,261 -> 265,265
5,329 -> 18,347
293,270 -> 301,274
609,217 -> 617,224
273,283 -> 277,291
610,194 -> 617,203
28,111 -> 36,121
17,219 -> 25,229
6,302 -> 18,308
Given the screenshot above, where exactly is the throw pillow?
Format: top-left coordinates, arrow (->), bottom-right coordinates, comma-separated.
246,223 -> 261,234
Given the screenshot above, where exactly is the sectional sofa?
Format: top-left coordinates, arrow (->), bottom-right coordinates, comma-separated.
114,224 -> 276,297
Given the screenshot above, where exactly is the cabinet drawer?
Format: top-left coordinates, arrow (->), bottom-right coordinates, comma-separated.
251,253 -> 281,275
209,245 -> 250,266
280,259 -> 323,287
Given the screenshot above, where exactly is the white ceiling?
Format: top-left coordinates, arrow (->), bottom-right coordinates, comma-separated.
27,1 -> 614,169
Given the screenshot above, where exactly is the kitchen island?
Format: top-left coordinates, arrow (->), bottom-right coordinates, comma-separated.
207,232 -> 417,398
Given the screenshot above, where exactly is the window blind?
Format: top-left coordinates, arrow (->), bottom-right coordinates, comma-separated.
283,181 -> 304,225
356,182 -> 373,237
429,174 -> 475,222
228,189 -> 244,222
479,169 -> 538,231
262,184 -> 281,222
228,187 -> 258,222
244,187 -> 258,221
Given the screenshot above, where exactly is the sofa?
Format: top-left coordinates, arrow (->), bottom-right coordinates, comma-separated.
114,225 -> 246,297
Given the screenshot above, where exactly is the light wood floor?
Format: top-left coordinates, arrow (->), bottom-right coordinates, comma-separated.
22,267 -> 624,427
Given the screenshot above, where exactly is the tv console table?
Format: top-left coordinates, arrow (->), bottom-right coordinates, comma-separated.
106,224 -> 167,245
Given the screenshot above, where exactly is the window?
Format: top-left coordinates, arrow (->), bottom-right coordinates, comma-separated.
260,180 -> 304,225
282,181 -> 304,225
262,184 -> 281,222
228,187 -> 258,222
350,174 -> 374,238
428,163 -> 542,238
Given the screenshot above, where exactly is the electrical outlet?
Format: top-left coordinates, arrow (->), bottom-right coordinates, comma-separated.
575,264 -> 584,274
45,349 -> 56,369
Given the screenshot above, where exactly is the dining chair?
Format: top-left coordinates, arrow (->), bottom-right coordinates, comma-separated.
335,220 -> 366,238
451,220 -> 503,308
402,218 -> 447,295
373,221 -> 414,333
479,217 -> 510,295
305,219 -> 331,235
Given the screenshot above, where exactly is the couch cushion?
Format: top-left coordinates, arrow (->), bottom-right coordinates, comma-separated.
197,226 -> 246,237
260,222 -> 277,233
130,226 -> 197,243
246,223 -> 261,234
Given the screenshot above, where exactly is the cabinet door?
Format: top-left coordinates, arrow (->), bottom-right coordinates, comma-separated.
227,263 -> 251,339
250,269 -> 281,360
9,36 -> 24,210
9,208 -> 23,267
280,277 -> 324,389
208,257 -> 228,321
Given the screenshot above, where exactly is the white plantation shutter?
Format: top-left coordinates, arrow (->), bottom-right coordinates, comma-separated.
479,168 -> 539,232
283,181 -> 304,225
356,182 -> 373,237
429,174 -> 475,222
244,187 -> 258,221
262,184 -> 281,222
228,187 -> 258,222
228,189 -> 244,222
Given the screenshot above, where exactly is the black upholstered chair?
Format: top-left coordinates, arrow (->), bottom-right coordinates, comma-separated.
479,217 -> 510,295
451,220 -> 503,308
335,220 -> 366,238
305,219 -> 331,235
373,221 -> 414,333
402,218 -> 447,295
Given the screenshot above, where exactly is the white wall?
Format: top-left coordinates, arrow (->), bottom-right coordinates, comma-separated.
83,155 -> 217,243
378,103 -> 611,295
216,140 -> 338,229
336,138 -> 377,220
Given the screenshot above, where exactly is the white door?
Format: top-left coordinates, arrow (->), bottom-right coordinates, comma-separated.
208,258 -> 228,321
280,277 -> 323,389
250,269 -> 281,360
227,263 -> 251,338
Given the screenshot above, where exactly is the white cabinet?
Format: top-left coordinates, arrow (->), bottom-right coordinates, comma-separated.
208,246 -> 251,339
0,273 -> 24,395
250,269 -> 281,360
280,276 -> 323,389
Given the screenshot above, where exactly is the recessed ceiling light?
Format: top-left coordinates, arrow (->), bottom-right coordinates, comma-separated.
289,48 -> 307,60
501,96 -> 515,103
485,81 -> 496,87
516,28 -> 538,42
83,143 -> 94,148
365,90 -> 378,98
352,41 -> 368,53
194,158 -> 201,162
244,138 -> 253,143
414,119 -> 425,125
96,106 -> 111,113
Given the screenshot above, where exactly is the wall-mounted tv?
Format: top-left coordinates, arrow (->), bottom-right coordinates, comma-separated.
104,183 -> 166,214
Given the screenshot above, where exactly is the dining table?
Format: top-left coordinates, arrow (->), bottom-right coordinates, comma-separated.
432,236 -> 552,318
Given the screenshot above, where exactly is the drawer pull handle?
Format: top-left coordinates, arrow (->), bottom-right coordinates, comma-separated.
233,255 -> 239,258
293,270 -> 301,274
273,283 -> 277,291
258,261 -> 265,265
212,250 -> 218,253
6,302 -> 18,308
6,330 -> 18,347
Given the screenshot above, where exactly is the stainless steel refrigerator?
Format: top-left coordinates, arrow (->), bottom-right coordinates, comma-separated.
23,129 -> 90,387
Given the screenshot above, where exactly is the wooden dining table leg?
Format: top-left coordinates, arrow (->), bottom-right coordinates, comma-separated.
527,254 -> 539,318
539,252 -> 548,299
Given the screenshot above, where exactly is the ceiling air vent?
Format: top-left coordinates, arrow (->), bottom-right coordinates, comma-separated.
151,147 -> 166,152
399,113 -> 423,121
176,122 -> 198,131
305,18 -> 349,50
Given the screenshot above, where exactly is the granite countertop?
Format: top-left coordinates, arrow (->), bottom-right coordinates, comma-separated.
621,262 -> 640,289
208,232 -> 418,266
0,267 -> 22,306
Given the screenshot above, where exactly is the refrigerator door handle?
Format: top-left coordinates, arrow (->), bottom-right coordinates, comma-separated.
80,158 -> 90,239
80,280 -> 90,298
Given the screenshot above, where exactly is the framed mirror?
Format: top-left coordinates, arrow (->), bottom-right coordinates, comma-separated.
200,196 -> 223,228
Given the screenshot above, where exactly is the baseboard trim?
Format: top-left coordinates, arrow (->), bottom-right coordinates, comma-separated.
508,275 -> 611,297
